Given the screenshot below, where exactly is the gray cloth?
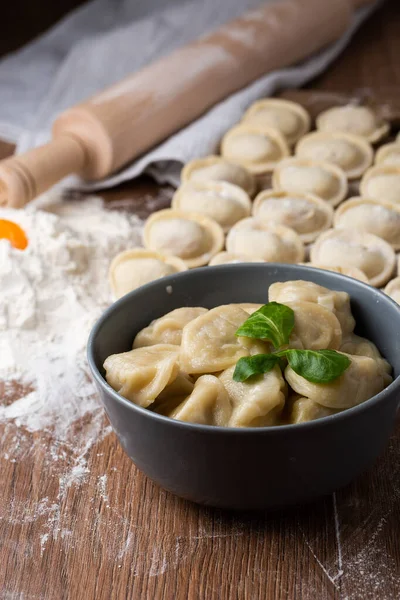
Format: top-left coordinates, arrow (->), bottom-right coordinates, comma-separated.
0,0 -> 379,188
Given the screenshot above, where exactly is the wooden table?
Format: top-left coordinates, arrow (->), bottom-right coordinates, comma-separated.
1,2 -> 400,598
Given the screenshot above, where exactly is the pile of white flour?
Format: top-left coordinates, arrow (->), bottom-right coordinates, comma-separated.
0,193 -> 143,440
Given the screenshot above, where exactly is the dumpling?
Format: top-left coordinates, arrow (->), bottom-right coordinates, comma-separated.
300,263 -> 369,283
180,155 -> 256,196
219,365 -> 286,427
109,248 -> 187,299
226,218 -> 305,263
221,124 -> 289,174
285,353 -> 392,409
286,395 -> 340,424
241,98 -> 311,145
339,333 -> 383,360
384,277 -> 400,304
310,229 -> 395,287
316,105 -> 389,143
334,197 -> 400,250
252,190 -> 333,243
233,303 -> 263,315
360,165 -> 400,206
375,143 -> 400,168
179,305 -> 268,374
104,344 -> 179,407
143,209 -> 224,268
272,158 -> 347,207
133,307 -> 208,348
172,180 -> 251,232
209,251 -> 265,266
295,131 -> 373,179
167,375 -> 233,426
268,280 -> 355,335
150,372 -> 195,416
284,301 -> 342,350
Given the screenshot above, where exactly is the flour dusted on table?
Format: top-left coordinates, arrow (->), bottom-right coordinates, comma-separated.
0,194 -> 143,438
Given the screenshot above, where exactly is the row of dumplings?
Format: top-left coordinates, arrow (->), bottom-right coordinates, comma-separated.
109,99 -> 400,300
104,281 -> 392,428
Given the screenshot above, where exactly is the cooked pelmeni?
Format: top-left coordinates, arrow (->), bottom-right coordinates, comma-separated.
295,131 -> 373,179
310,229 -> 395,287
104,344 -> 179,407
209,251 -> 265,266
241,98 -> 310,146
360,165 -> 400,206
339,334 -> 383,360
334,197 -> 400,250
221,124 -> 289,174
286,395 -> 340,424
133,307 -> 208,348
285,301 -> 342,350
375,143 -> 400,167
143,209 -> 224,268
179,305 -> 267,374
109,249 -> 187,299
172,181 -> 251,232
316,105 -> 389,143
219,365 -> 286,427
268,280 -> 355,335
285,353 -> 392,409
384,277 -> 400,304
253,190 -> 333,243
272,158 -> 347,207
226,218 -> 305,263
150,373 -> 195,416
168,375 -> 233,426
233,303 -> 263,315
300,263 -> 369,283
181,156 -> 256,196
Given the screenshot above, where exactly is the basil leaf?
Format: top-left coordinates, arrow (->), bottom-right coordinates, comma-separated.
281,349 -> 351,384
235,302 -> 295,348
233,354 -> 281,382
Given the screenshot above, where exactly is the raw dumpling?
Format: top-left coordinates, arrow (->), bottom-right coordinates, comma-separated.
104,344 -> 179,407
168,375 -> 232,426
286,395 -> 339,424
295,131 -> 373,179
219,365 -> 286,427
272,158 -> 347,207
179,305 -> 267,374
241,98 -> 310,145
310,229 -> 395,287
109,248 -> 187,299
360,165 -> 400,206
334,197 -> 400,250
316,105 -> 389,143
143,209 -> 224,268
285,353 -> 392,409
181,155 -> 256,196
375,143 -> 400,168
226,218 -> 305,263
133,307 -> 208,348
384,277 -> 400,304
339,333 -> 383,360
172,180 -> 251,232
221,124 -> 289,174
268,280 -> 355,335
209,251 -> 265,266
300,263 -> 369,283
252,190 -> 333,243
285,301 -> 342,350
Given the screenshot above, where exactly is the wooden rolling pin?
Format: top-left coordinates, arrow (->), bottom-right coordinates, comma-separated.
0,0 -> 373,208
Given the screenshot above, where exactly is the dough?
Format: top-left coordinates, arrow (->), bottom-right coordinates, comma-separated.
375,143 -> 400,168
384,277 -> 400,305
360,165 -> 400,207
300,263 -> 369,283
242,98 -> 310,145
181,155 -> 256,196
316,104 -> 389,143
209,252 -> 265,266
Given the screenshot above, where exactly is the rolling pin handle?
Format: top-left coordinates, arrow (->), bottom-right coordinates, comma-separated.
0,135 -> 87,208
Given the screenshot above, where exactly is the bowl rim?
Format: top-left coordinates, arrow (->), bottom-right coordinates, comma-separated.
87,263 -> 400,435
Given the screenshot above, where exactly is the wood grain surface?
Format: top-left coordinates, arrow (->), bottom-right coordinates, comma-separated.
1,2 -> 400,599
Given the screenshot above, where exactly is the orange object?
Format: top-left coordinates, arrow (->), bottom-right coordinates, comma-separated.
0,219 -> 28,250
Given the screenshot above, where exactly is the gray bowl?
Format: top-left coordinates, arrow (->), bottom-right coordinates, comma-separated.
87,264 -> 400,510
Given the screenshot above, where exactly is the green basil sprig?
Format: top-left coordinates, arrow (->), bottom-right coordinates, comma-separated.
233,303 -> 351,384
